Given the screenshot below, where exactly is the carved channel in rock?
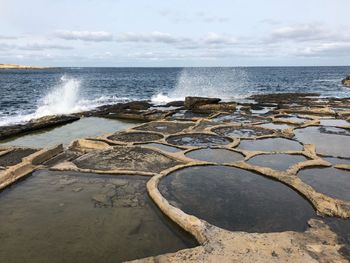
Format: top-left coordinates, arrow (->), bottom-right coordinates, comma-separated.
0,170 -> 197,263
159,165 -> 316,232
0,148 -> 37,167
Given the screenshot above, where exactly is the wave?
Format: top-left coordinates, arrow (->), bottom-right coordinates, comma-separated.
0,76 -> 130,127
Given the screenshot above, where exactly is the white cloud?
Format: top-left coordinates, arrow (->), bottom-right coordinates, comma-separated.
55,30 -> 113,42
202,33 -> 237,45
116,31 -> 185,44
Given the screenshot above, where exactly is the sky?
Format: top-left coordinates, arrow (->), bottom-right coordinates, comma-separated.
0,0 -> 350,67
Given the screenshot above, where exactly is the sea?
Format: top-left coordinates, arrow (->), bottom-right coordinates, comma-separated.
0,67 -> 349,127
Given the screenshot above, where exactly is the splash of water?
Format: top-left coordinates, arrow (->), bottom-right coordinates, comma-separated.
0,76 -> 130,126
151,68 -> 251,104
35,76 -> 84,117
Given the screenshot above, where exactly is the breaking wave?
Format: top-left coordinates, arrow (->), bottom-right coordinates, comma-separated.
0,76 -> 129,126
151,68 -> 251,104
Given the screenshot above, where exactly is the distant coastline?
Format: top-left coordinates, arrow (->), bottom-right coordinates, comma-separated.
0,63 -> 49,69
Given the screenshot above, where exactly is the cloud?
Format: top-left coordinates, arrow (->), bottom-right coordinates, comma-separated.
115,31 -> 238,50
202,33 -> 237,45
20,43 -> 73,50
270,24 -> 330,42
294,42 -> 350,57
0,35 -> 20,40
55,30 -> 113,42
116,31 -> 185,44
0,42 -> 73,51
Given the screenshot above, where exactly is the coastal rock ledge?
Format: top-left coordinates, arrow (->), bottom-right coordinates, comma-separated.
342,75 -> 350,87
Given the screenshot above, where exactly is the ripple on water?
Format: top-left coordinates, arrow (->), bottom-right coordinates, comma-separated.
0,171 -> 197,263
160,166 -> 316,232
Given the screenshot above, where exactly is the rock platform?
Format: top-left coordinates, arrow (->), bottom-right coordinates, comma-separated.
1,93 -> 350,262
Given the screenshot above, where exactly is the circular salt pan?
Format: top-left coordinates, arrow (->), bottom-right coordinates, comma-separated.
73,146 -> 181,173
185,148 -> 244,163
213,126 -> 274,138
160,166 -> 315,233
134,122 -> 194,134
247,154 -> 308,171
298,167 -> 350,201
238,138 -> 303,152
294,127 -> 350,158
166,133 -> 233,147
107,132 -> 163,143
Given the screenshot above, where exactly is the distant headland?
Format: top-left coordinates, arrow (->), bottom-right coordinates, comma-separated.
0,63 -> 49,69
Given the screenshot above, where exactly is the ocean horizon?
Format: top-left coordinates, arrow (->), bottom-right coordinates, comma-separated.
1,66 -> 349,126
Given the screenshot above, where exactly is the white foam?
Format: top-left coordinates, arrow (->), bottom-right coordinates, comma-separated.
151,68 -> 251,104
0,76 -> 131,127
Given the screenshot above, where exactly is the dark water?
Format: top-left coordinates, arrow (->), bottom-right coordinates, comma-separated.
0,171 -> 197,263
0,67 -> 349,126
159,165 -> 316,232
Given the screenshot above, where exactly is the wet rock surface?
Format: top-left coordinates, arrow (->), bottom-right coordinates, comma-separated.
133,121 -> 193,134
0,148 -> 37,167
0,115 -> 80,140
213,125 -> 274,138
2,93 -> 350,263
107,131 -> 163,143
342,75 -> 350,87
166,133 -> 233,147
73,146 -> 181,173
159,166 -> 316,232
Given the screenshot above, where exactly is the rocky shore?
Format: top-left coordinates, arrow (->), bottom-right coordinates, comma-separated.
1,93 -> 350,262
342,75 -> 350,87
0,63 -> 48,69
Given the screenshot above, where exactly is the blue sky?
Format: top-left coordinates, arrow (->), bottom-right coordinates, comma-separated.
1,0 -> 350,66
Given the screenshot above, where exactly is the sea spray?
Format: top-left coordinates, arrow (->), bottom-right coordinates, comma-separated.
151,67 -> 250,104
0,75 -> 131,126
35,76 -> 84,117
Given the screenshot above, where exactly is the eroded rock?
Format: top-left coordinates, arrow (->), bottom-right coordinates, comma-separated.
342,75 -> 350,87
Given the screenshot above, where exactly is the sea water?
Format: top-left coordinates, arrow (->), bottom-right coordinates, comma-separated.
0,67 -> 349,127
